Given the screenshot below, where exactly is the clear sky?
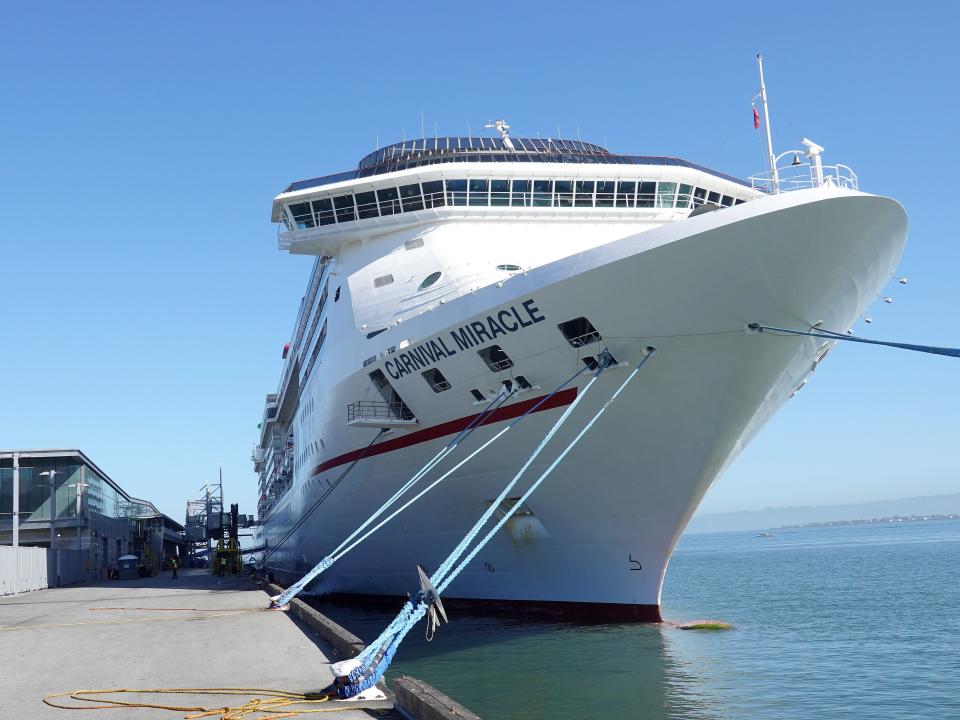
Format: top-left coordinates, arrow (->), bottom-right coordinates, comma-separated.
1,2 -> 957,520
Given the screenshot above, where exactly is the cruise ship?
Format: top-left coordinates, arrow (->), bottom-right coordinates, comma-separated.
252,121 -> 907,620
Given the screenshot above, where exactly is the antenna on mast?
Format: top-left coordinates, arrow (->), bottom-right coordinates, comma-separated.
484,119 -> 514,149
756,54 -> 779,191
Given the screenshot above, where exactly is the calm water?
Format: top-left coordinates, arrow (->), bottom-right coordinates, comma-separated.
314,520 -> 960,718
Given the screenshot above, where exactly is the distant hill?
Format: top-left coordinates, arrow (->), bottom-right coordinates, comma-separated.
686,493 -> 960,534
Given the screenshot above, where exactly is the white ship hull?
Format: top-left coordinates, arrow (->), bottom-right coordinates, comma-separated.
259,188 -> 906,620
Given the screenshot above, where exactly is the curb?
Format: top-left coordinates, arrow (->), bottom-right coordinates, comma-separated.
393,676 -> 482,720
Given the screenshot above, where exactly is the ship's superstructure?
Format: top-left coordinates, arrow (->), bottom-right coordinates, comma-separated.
252,125 -> 906,620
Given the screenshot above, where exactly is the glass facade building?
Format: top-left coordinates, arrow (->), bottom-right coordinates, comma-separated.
0,450 -> 169,565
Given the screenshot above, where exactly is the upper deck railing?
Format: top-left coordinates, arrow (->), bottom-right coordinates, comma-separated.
749,162 -> 858,194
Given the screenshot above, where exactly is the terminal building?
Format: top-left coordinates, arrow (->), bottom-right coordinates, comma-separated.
0,449 -> 184,583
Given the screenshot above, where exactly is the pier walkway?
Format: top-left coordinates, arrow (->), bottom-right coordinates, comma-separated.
1,569 -> 398,719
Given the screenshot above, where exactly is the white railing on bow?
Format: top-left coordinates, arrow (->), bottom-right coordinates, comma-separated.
749,162 -> 858,194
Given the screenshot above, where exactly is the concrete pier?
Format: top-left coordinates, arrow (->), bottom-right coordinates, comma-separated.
1,569 -> 400,719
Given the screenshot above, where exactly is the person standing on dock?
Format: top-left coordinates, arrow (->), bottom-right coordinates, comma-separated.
171,557 -> 178,580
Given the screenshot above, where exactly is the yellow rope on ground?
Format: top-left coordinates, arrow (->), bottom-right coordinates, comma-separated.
43,687 -> 345,718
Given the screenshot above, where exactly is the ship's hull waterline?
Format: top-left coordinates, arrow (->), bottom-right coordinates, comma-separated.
260,190 -> 907,620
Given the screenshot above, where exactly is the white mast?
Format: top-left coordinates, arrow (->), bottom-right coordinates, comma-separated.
756,54 -> 779,191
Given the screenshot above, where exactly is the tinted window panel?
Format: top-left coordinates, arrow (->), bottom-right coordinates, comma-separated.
355,191 -> 379,219
511,179 -> 531,206
422,180 -> 445,208
596,181 -> 615,207
676,184 -> 693,209
532,180 -> 552,207
491,179 -> 510,206
554,180 -> 573,207
720,195 -> 734,207
377,187 -> 400,215
657,182 -> 677,208
313,198 -> 336,226
693,187 -> 707,207
468,178 -> 488,206
333,195 -> 356,223
400,183 -> 424,212
575,180 -> 594,207
637,182 -> 656,207
290,202 -> 314,229
707,190 -> 721,204
446,179 -> 467,206
616,181 -> 636,207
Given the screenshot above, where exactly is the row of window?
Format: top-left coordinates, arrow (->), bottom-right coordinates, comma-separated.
286,179 -> 748,230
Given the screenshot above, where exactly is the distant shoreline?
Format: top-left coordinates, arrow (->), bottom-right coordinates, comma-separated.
780,514 -> 960,529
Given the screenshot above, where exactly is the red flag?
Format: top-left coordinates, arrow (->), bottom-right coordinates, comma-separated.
753,106 -> 760,129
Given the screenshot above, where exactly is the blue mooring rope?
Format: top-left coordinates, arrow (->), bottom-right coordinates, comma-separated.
748,323 -> 960,358
273,387 -> 517,608
340,347 -> 658,698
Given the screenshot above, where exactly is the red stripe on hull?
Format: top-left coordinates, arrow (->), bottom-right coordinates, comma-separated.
308,388 -> 578,477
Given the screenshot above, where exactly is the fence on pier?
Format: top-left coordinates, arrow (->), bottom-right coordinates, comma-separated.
0,545 -> 85,595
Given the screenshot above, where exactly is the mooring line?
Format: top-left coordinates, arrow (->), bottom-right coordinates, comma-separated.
748,323 -> 960,358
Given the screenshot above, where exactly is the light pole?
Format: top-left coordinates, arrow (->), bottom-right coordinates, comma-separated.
39,470 -> 59,549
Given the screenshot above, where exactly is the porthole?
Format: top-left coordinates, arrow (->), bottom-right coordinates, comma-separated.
496,264 -> 521,272
419,271 -> 442,290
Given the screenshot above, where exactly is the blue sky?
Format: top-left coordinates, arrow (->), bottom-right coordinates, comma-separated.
1,2 -> 957,519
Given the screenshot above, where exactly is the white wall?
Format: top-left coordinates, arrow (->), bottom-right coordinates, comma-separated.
0,546 -> 85,595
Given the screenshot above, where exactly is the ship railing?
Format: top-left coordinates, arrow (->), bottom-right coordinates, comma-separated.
347,400 -> 418,427
749,163 -> 858,194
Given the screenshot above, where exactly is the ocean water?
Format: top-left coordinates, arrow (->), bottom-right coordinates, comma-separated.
313,520 -> 960,719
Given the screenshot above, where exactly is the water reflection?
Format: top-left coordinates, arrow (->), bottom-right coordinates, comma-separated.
310,598 -> 720,720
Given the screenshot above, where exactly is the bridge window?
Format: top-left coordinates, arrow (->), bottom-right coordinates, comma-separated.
676,184 -> 693,209
596,181 -> 615,207
616,181 -> 636,207
491,179 -> 510,206
446,179 -> 467,206
707,190 -> 721,204
693,187 -> 707,206
657,182 -> 677,208
478,344 -> 514,372
511,179 -> 531,206
422,180 -> 445,208
333,194 -> 356,223
720,195 -> 734,207
355,191 -> 379,219
554,180 -> 573,207
290,202 -> 314,229
400,183 -> 424,212
575,180 -> 594,207
469,179 -> 489,206
636,181 -> 656,207
532,180 -> 552,207
313,197 -> 336,225
378,187 -> 401,215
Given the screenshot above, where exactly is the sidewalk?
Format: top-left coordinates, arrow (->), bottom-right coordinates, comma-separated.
0,569 -> 396,719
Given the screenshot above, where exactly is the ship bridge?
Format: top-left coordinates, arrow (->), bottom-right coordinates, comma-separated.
271,136 -> 760,256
